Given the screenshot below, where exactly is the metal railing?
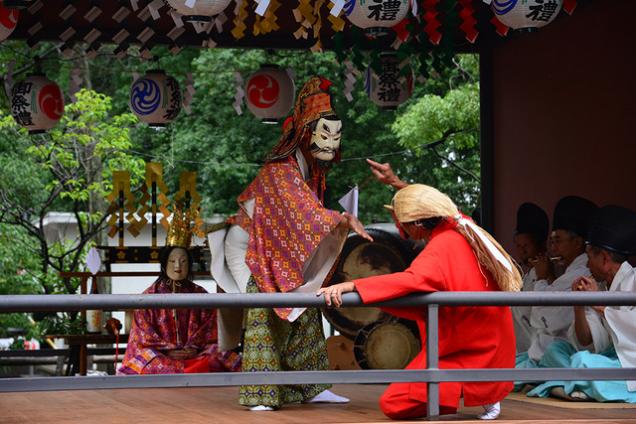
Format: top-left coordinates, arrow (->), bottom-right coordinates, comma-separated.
1,291 -> 635,417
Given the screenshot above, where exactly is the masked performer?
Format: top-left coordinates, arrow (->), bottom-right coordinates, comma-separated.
208,76 -> 371,410
118,208 -> 241,375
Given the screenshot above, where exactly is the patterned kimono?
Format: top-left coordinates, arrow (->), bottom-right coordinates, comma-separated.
118,278 -> 241,375
235,154 -> 346,407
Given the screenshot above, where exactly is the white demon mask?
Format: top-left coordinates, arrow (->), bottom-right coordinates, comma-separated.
309,117 -> 342,162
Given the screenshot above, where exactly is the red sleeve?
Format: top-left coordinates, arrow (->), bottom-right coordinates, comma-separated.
353,237 -> 447,305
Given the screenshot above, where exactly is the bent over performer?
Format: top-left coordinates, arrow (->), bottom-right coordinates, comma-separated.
319,172 -> 521,420
208,76 -> 371,410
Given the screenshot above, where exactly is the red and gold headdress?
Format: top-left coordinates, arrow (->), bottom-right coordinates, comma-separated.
267,76 -> 337,161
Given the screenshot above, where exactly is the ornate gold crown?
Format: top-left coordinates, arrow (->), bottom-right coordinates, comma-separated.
165,206 -> 193,248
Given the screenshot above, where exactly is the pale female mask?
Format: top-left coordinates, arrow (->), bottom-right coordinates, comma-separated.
166,247 -> 189,281
309,117 -> 342,162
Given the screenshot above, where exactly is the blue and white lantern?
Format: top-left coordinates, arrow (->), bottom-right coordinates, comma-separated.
344,0 -> 410,33
130,70 -> 181,127
165,0 -> 232,22
365,53 -> 413,110
492,0 -> 562,30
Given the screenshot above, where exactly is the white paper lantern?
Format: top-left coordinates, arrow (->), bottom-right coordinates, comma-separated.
165,0 -> 232,22
344,0 -> 410,33
365,54 -> 413,110
245,65 -> 295,124
130,70 -> 182,127
0,1 -> 20,43
492,0 -> 562,30
11,74 -> 65,134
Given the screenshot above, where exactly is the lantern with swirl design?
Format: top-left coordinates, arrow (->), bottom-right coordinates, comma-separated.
344,0 -> 410,36
365,53 -> 413,110
11,74 -> 65,134
130,70 -> 182,127
165,0 -> 232,22
492,0 -> 562,30
0,0 -> 20,43
245,65 -> 295,124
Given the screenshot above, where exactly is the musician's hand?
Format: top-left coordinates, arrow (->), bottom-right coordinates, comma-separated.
342,212 -> 374,242
316,282 -> 356,308
366,159 -> 407,190
572,276 -> 600,292
530,254 -> 554,282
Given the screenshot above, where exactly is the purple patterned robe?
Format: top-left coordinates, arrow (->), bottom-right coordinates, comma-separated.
118,278 -> 241,374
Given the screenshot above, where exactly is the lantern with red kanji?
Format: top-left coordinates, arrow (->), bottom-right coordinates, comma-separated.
130,70 -> 182,127
245,65 -> 295,124
492,0 -> 562,30
344,0 -> 410,35
365,53 -> 413,110
0,1 -> 20,43
165,0 -> 232,22
11,74 -> 65,134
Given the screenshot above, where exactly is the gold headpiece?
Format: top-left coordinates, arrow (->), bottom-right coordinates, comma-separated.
165,206 -> 193,248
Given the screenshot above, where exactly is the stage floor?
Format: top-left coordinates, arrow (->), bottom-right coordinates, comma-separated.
1,384 -> 635,423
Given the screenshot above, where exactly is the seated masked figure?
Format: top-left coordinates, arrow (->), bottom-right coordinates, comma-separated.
118,208 -> 241,375
527,205 -> 636,403
208,76 -> 371,410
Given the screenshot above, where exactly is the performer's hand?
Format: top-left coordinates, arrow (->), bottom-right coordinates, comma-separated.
366,159 -> 407,190
342,212 -> 374,242
316,282 -> 355,308
166,348 -> 198,360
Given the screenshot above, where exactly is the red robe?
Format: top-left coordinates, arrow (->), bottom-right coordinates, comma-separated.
353,220 -> 515,419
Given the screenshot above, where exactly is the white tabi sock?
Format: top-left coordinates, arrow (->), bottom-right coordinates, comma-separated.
250,405 -> 275,411
303,389 -> 350,404
477,401 -> 500,420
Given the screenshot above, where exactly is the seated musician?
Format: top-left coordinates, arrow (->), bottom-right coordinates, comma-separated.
118,207 -> 241,375
527,205 -> 636,402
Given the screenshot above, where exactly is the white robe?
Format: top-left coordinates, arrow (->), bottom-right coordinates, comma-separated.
527,253 -> 590,361
513,267 -> 538,352
604,262 -> 636,391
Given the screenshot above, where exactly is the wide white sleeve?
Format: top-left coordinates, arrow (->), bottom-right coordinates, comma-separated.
567,307 -> 612,353
606,307 -> 636,392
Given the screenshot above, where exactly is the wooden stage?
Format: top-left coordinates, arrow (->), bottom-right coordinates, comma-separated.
1,384 -> 634,424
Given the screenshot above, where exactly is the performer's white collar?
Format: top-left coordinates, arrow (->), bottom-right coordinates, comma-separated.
295,148 -> 309,181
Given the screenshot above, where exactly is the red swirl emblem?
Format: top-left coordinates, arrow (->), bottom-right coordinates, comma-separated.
247,74 -> 280,109
38,83 -> 64,120
0,6 -> 19,30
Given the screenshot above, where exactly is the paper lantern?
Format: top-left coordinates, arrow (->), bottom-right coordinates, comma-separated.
11,74 -> 64,134
130,70 -> 181,127
165,0 -> 232,22
245,65 -> 295,124
365,54 -> 413,110
492,0 -> 562,30
344,0 -> 410,34
0,1 -> 20,43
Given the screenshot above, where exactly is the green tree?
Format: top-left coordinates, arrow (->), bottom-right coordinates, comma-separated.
0,89 -> 144,336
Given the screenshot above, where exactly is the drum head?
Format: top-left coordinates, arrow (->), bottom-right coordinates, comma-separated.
323,228 -> 416,339
354,320 -> 421,370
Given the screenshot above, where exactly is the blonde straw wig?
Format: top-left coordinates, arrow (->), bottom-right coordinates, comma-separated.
387,184 -> 522,292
